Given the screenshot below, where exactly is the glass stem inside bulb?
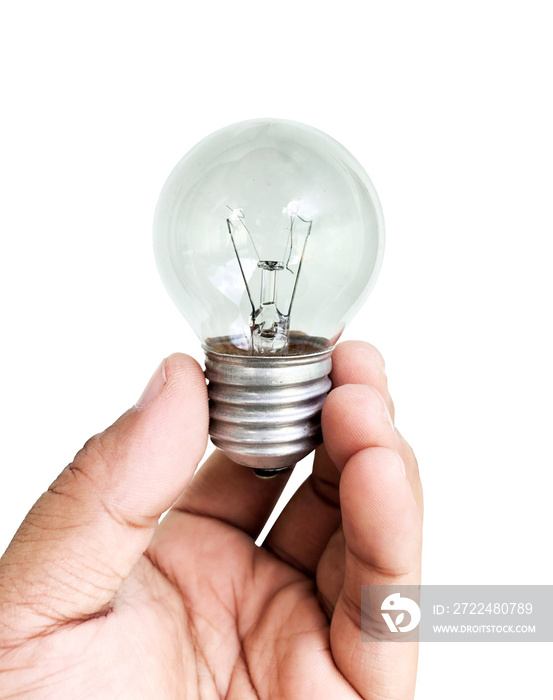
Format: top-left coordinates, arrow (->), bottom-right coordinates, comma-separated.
252,260 -> 289,354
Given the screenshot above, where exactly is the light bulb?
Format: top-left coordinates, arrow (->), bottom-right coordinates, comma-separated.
154,119 -> 384,476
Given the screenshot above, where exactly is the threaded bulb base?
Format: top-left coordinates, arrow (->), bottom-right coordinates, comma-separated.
204,346 -> 332,473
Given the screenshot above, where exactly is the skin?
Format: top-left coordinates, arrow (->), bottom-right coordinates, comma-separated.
0,341 -> 423,699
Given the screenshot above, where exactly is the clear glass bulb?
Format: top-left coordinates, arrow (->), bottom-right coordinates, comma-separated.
154,119 -> 384,356
153,119 -> 385,474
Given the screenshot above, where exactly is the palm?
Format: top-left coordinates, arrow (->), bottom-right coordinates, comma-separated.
54,514 -> 347,700
0,343 -> 422,699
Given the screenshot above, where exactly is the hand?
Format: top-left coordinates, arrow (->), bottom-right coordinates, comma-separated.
0,341 -> 422,699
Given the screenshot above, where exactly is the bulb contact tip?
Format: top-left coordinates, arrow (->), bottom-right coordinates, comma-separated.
252,466 -> 292,479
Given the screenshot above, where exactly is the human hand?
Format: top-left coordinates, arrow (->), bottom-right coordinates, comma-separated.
0,341 -> 422,699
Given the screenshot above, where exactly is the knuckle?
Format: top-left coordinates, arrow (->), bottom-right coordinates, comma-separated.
331,383 -> 390,416
46,433 -> 112,507
336,339 -> 386,371
72,433 -> 112,480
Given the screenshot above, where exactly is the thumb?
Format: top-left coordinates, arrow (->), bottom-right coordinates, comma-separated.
0,353 -> 208,633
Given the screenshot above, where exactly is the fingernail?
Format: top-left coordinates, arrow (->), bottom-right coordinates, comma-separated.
385,405 -> 395,430
396,453 -> 407,477
379,393 -> 395,430
135,359 -> 167,408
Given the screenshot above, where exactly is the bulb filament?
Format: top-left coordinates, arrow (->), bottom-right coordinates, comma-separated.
226,206 -> 312,355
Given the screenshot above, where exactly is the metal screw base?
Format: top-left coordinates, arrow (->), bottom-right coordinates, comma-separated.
204,346 -> 333,472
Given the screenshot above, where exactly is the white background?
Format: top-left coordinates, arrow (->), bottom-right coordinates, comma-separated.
1,2 -> 552,697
